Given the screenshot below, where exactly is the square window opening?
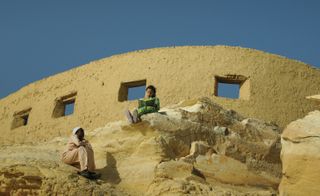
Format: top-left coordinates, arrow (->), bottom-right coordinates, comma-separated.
217,82 -> 240,99
22,115 -> 29,125
52,92 -> 77,118
128,85 -> 146,101
214,75 -> 250,100
11,108 -> 31,130
64,100 -> 75,116
118,80 -> 146,102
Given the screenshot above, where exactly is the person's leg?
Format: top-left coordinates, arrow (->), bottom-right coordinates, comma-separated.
77,146 -> 95,178
124,109 -> 134,124
132,109 -> 140,123
78,146 -> 88,171
63,148 -> 92,178
62,149 -> 81,169
84,144 -> 101,178
85,145 -> 96,172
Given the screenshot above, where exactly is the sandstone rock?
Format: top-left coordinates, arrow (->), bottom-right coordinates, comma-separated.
0,98 -> 282,195
306,94 -> 320,102
147,160 -> 277,196
195,154 -> 279,188
179,141 -> 213,163
279,110 -> 320,196
0,143 -> 127,196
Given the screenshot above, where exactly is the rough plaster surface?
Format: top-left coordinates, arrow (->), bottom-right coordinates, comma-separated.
0,45 -> 320,144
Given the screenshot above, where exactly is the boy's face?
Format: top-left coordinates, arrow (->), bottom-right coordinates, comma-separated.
76,129 -> 85,140
145,88 -> 153,98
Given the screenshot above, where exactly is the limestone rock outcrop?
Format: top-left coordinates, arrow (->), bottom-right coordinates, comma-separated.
279,110 -> 320,196
0,98 -> 282,195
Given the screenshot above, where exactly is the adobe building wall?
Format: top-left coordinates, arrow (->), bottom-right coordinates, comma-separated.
1,46 -> 320,144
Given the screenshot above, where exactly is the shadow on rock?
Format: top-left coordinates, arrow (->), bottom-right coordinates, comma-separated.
96,152 -> 121,184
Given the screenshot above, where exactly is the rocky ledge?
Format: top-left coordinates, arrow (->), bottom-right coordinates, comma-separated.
0,98 -> 283,195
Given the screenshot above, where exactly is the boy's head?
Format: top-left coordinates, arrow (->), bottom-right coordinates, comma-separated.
145,85 -> 156,98
73,127 -> 85,140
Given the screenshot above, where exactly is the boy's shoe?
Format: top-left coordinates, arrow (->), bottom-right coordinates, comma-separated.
78,170 -> 92,179
89,172 -> 101,179
78,170 -> 101,180
125,110 -> 134,124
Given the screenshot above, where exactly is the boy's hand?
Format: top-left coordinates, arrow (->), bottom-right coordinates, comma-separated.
79,140 -> 87,146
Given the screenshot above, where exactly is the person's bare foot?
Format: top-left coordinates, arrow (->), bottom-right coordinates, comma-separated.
132,109 -> 140,123
124,110 -> 133,124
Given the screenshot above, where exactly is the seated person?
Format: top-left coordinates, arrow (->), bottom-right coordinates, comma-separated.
125,85 -> 160,123
61,127 -> 100,179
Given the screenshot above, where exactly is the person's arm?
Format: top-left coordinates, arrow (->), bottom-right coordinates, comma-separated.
79,140 -> 87,146
71,135 -> 81,146
145,97 -> 159,112
67,136 -> 81,150
154,97 -> 160,111
70,136 -> 87,147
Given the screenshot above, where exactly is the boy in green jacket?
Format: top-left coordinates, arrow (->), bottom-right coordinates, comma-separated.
125,85 -> 160,124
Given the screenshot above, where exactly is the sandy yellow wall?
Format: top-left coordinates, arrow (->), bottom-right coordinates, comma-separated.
0,46 -> 320,144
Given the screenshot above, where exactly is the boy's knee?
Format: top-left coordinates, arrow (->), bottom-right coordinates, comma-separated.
78,146 -> 86,152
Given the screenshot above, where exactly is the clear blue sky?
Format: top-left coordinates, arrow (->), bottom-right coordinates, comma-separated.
1,0 -> 320,99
